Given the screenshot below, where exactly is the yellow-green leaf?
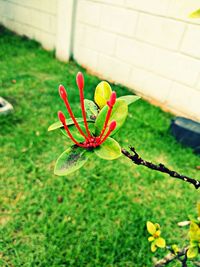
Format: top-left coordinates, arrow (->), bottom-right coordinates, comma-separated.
151,242 -> 157,253
61,123 -> 96,143
155,237 -> 166,248
94,137 -> 121,160
94,81 -> 112,109
147,221 -> 156,235
187,246 -> 199,258
172,244 -> 179,254
118,95 -> 140,106
148,236 -> 154,242
54,146 -> 91,176
48,118 -> 93,131
189,8 -> 200,18
95,99 -> 128,136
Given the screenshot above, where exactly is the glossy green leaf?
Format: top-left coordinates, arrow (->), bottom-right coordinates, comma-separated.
147,221 -> 156,235
95,99 -> 128,136
189,8 -> 200,18
187,246 -> 199,258
118,95 -> 140,105
61,123 -> 96,142
84,99 -> 98,120
155,237 -> 166,248
48,118 -> 93,131
94,137 -> 121,160
94,81 -> 112,109
54,146 -> 91,176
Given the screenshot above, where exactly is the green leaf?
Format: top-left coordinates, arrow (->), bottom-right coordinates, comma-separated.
48,118 -> 94,131
95,99 -> 128,136
155,237 -> 166,248
94,137 -> 121,160
84,99 -> 98,120
187,245 -> 199,258
147,221 -> 156,235
94,81 -> 112,109
189,8 -> 200,18
54,146 -> 91,176
61,123 -> 96,142
118,95 -> 140,105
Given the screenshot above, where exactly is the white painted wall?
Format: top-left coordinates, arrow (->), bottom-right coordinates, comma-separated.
0,0 -> 200,120
73,0 -> 200,121
0,0 -> 58,50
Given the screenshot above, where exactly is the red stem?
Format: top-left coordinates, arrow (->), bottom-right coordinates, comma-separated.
99,107 -> 112,140
79,88 -> 91,138
99,129 -> 112,145
62,121 -> 85,148
62,97 -> 89,141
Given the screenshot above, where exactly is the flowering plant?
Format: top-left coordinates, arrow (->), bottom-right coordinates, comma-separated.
48,72 -> 140,176
147,204 -> 200,266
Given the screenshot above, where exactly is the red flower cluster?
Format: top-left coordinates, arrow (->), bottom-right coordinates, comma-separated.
58,72 -> 117,149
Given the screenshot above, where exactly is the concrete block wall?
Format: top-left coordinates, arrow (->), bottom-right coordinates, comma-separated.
73,0 -> 200,121
0,0 -> 57,50
0,0 -> 200,120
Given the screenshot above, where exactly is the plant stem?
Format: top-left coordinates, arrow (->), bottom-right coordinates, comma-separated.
154,248 -> 187,267
121,147 -> 200,189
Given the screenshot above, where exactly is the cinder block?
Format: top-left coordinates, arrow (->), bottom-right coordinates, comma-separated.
82,25 -> 117,56
181,24 -> 200,59
92,0 -> 124,6
152,49 -> 200,86
100,5 -> 138,37
74,44 -> 99,71
73,22 -> 86,46
125,0 -> 170,16
136,13 -> 185,50
13,5 -> 32,25
77,0 -> 101,26
129,67 -> 172,103
30,10 -> 56,34
6,0 -> 57,15
97,54 -> 131,85
116,37 -> 200,86
34,29 -> 55,50
166,82 -> 200,119
116,36 -> 156,69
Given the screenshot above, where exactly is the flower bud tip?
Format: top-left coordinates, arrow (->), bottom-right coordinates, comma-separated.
58,111 -> 65,124
109,120 -> 117,131
59,85 -> 67,100
76,72 -> 84,91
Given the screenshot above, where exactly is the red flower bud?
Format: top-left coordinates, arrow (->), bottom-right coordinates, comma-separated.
107,91 -> 116,107
58,111 -> 66,124
109,120 -> 117,131
59,85 -> 67,100
76,72 -> 84,91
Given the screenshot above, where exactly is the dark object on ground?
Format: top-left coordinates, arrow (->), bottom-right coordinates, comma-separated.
0,97 -> 13,115
171,117 -> 200,154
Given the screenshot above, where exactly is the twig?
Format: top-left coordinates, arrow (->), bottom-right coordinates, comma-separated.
121,147 -> 200,189
154,248 -> 187,267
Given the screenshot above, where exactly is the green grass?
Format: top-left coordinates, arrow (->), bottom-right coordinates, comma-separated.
0,26 -> 199,267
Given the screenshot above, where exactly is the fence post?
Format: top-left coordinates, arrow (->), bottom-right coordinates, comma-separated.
55,0 -> 76,61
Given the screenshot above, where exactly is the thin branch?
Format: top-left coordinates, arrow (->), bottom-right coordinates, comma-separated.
154,248 -> 187,267
121,147 -> 200,189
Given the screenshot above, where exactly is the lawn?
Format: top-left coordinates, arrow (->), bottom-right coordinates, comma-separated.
0,26 -> 199,267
